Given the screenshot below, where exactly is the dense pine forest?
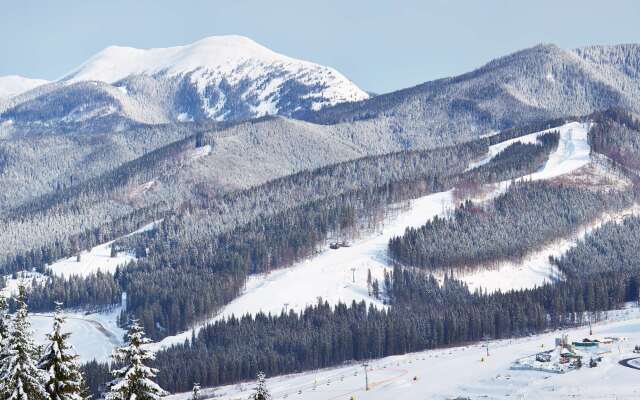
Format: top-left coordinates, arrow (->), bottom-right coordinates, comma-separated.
388,181 -> 633,271
3,109 -> 640,397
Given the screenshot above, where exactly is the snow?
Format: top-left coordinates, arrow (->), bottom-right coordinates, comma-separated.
186,145 -> 212,161
467,126 -> 558,171
151,122 -> 596,350
29,308 -> 125,362
450,203 -> 640,294
167,307 -> 640,400
1,271 -> 47,297
47,220 -> 161,278
0,75 -> 49,99
62,35 -> 369,110
524,122 -> 591,181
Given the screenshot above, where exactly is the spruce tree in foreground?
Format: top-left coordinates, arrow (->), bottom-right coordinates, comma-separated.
0,295 -> 10,341
39,302 -> 86,400
250,372 -> 271,400
0,284 -> 49,400
106,320 -> 167,400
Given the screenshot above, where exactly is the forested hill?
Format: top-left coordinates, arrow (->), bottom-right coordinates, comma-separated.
302,44 -> 640,141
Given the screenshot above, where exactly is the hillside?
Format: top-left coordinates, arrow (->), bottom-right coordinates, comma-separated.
304,44 -> 640,142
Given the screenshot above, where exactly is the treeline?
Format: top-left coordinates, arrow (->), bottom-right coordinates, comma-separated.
388,181 -> 633,271
27,272 -> 121,312
468,131 -> 559,183
553,215 -> 640,280
142,256 -> 638,393
589,108 -> 640,171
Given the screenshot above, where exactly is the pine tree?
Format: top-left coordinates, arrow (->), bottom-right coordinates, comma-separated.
0,295 -> 10,341
250,372 -> 270,400
38,302 -> 86,400
106,320 -> 167,400
0,284 -> 49,400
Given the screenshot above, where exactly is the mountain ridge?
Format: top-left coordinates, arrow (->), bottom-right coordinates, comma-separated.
0,35 -> 369,133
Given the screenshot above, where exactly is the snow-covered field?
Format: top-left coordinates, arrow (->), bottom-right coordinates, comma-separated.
167,306 -> 640,400
29,308 -> 125,362
17,221 -> 160,361
153,122 -> 594,350
47,220 -> 161,278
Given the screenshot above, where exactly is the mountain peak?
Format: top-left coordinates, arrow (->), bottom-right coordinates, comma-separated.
3,35 -> 368,129
63,35 -> 312,84
0,75 -> 49,99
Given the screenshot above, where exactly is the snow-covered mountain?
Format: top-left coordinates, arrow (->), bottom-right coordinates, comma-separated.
0,36 -> 368,132
306,43 -> 640,144
0,75 -> 48,99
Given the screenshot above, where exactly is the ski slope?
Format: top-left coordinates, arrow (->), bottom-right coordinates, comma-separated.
47,220 -> 161,277
467,125 -> 563,171
450,203 -> 640,294
167,306 -> 640,400
153,122 -> 593,350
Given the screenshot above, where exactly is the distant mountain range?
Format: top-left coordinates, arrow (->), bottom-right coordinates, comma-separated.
0,75 -> 49,99
0,35 -> 368,133
3,40 -> 640,142
302,43 -> 640,140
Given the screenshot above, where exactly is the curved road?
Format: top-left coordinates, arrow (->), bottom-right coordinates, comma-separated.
31,312 -> 122,346
619,357 -> 640,370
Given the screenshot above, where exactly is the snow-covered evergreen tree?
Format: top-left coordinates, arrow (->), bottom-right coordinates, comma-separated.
250,372 -> 270,400
0,295 -> 10,341
191,383 -> 200,400
0,284 -> 49,400
38,302 -> 85,400
106,320 -> 167,400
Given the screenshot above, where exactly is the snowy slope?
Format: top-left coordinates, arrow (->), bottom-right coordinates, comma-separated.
0,75 -> 48,99
63,35 -> 368,110
29,308 -> 125,362
152,122 -> 594,350
167,306 -> 640,400
47,220 -> 161,277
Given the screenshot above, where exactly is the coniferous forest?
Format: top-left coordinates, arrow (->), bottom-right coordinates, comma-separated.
1,108 -> 639,397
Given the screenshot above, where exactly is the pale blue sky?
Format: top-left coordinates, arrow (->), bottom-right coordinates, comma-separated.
2,0 -> 639,93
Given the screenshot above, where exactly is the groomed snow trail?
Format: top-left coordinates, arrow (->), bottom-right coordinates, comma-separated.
153,122 -> 594,350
